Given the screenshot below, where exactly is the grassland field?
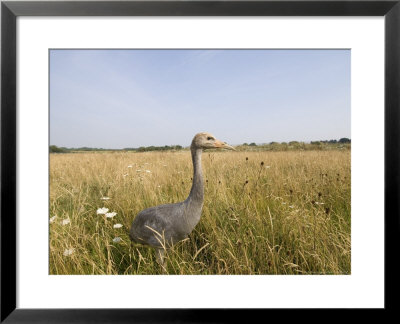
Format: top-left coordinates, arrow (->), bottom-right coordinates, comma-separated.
50,149 -> 351,275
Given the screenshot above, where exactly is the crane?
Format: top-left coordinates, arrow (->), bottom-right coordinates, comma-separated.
129,132 -> 235,267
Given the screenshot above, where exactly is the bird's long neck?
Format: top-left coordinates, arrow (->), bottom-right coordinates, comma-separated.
186,147 -> 204,208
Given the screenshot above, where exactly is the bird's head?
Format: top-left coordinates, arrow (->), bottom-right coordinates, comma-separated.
191,132 -> 236,151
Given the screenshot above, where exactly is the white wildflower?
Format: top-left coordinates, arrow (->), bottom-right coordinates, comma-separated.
113,223 -> 123,229
145,170 -> 151,173
97,207 -> 109,215
106,212 -> 117,218
128,165 -> 133,168
136,169 -> 142,172
63,248 -> 75,256
101,197 -> 110,200
289,205 -> 294,209
113,237 -> 122,243
61,218 -> 70,225
49,215 -> 57,224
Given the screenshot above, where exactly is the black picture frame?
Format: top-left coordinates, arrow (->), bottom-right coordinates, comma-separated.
1,0 -> 399,322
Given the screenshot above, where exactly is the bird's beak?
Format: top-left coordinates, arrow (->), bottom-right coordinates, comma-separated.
214,139 -> 236,151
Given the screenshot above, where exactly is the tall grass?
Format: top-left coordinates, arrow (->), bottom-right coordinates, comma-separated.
49,150 -> 351,275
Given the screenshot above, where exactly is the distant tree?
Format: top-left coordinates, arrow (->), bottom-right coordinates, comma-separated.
269,141 -> 278,145
249,142 -> 257,146
311,141 -> 321,145
289,141 -> 299,146
339,138 -> 351,143
242,143 -> 248,146
49,145 -> 67,153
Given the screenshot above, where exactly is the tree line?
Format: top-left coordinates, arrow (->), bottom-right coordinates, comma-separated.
237,138 -> 351,151
242,138 -> 351,146
49,145 -> 184,153
50,138 -> 350,153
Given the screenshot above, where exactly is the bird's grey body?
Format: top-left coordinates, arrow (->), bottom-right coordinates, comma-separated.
129,132 -> 234,265
130,201 -> 200,247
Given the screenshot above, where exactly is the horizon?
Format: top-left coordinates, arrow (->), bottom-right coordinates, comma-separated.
50,49 -> 351,148
51,137 -> 351,150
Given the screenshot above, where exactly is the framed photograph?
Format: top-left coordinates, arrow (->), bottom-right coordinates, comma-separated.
1,0 -> 399,321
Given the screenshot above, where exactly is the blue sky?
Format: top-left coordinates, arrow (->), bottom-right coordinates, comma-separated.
50,49 -> 350,148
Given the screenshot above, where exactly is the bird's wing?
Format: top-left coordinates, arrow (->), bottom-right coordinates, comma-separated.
130,203 -> 186,247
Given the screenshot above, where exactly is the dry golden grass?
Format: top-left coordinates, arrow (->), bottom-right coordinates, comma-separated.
49,150 -> 351,275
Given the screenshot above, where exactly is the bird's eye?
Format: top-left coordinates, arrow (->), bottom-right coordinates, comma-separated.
207,137 -> 214,141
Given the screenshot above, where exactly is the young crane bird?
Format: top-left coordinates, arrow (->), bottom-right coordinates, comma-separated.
129,132 -> 235,266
